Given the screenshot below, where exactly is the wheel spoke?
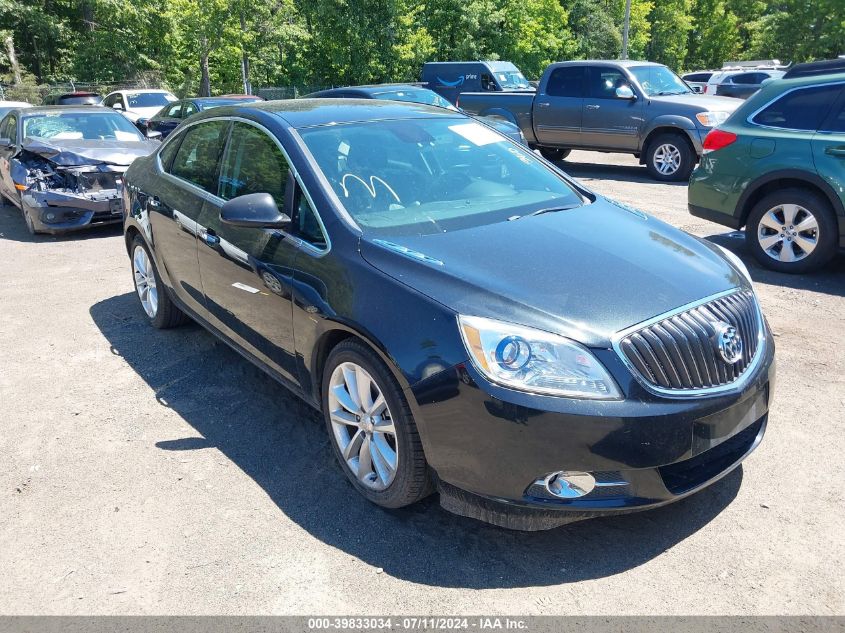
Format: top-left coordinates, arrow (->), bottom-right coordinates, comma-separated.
793,234 -> 817,254
372,433 -> 397,472
368,393 -> 386,416
758,234 -> 782,251
373,417 -> 395,436
332,383 -> 359,414
330,409 -> 359,427
778,243 -> 797,262
354,365 -> 374,411
343,429 -> 364,461
357,436 -> 373,482
341,365 -> 362,409
370,439 -> 393,485
795,215 -> 818,232
781,204 -> 799,225
759,210 -> 783,232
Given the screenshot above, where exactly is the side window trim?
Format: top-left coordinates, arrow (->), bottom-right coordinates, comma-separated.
157,120 -> 231,199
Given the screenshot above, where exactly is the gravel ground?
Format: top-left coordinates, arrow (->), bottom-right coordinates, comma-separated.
0,150 -> 843,615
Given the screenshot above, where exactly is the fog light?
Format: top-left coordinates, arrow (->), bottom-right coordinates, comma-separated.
46,212 -> 56,221
543,471 -> 596,499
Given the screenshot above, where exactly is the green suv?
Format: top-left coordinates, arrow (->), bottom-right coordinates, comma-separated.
688,63 -> 845,273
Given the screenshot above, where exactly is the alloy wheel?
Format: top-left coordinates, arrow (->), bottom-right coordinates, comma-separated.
757,203 -> 819,263
328,361 -> 398,491
133,245 -> 159,318
652,143 -> 681,176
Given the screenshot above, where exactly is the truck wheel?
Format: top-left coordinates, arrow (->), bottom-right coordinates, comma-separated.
745,189 -> 837,274
645,133 -> 694,181
539,148 -> 571,162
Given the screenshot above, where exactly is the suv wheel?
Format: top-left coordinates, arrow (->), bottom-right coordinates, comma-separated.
746,189 -> 837,274
130,236 -> 190,328
646,133 -> 694,181
539,148 -> 571,162
322,340 -> 432,508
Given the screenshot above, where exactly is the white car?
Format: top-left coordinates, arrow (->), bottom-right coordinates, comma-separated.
0,100 -> 31,119
101,89 -> 177,123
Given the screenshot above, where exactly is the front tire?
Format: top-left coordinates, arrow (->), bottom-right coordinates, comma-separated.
21,201 -> 41,235
539,147 -> 571,162
645,133 -> 694,181
322,339 -> 432,509
745,189 -> 837,274
130,236 -> 189,328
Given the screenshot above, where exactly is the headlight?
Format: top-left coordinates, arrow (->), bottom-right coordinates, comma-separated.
716,244 -> 753,285
458,315 -> 622,400
695,111 -> 730,127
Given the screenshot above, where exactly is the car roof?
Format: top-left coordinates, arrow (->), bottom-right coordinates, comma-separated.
783,59 -> 845,79
18,105 -> 113,116
315,84 -> 427,96
550,60 -> 665,69
189,98 -> 460,128
111,89 -> 172,95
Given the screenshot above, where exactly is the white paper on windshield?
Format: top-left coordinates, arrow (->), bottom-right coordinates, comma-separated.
115,130 -> 139,141
448,122 -> 504,146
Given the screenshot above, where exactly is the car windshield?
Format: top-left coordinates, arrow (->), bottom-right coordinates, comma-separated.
495,71 -> 532,89
127,93 -> 176,108
60,95 -> 101,105
371,89 -> 456,110
298,117 -> 583,237
22,112 -> 145,142
630,66 -> 691,96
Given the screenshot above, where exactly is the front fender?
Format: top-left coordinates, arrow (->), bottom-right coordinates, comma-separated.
641,115 -> 703,154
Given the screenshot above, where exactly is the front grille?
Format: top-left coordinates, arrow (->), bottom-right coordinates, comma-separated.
659,416 -> 765,495
618,290 -> 761,393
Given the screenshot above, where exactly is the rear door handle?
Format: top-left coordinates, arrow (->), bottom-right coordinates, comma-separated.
586,104 -> 601,110
824,146 -> 845,157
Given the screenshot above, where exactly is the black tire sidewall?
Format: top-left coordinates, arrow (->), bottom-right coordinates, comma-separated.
646,133 -> 694,181
540,147 -> 569,162
745,189 -> 837,274
321,340 -> 429,509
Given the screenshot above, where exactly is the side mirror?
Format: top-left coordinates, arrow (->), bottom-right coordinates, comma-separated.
0,137 -> 13,149
146,129 -> 162,140
615,85 -> 636,100
112,102 -> 124,110
220,192 -> 291,229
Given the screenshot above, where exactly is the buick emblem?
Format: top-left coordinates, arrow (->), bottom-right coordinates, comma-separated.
712,321 -> 743,364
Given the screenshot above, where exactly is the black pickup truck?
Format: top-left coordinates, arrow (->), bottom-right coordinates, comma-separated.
459,60 -> 741,181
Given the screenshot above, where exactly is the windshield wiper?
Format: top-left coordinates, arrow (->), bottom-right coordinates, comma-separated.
510,203 -> 581,220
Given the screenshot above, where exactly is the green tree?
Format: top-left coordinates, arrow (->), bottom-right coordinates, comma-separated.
645,0 -> 693,69
685,0 -> 740,70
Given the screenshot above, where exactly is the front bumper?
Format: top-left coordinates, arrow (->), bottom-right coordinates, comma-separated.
22,189 -> 124,234
409,328 -> 775,530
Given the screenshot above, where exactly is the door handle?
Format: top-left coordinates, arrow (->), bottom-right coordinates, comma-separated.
537,101 -> 551,108
203,229 -> 220,246
148,195 -> 161,208
586,104 -> 601,110
824,146 -> 845,157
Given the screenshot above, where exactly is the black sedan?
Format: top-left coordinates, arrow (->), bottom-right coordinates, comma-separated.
0,106 -> 158,234
144,96 -> 264,138
306,84 -> 527,145
122,100 -> 775,530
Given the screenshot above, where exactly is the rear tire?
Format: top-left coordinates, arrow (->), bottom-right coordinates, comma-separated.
322,339 -> 432,509
130,236 -> 190,328
745,188 -> 837,274
539,147 -> 571,162
645,133 -> 694,181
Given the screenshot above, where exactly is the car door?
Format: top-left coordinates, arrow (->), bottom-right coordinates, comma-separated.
582,67 -> 643,150
149,119 -> 230,315
0,114 -> 18,201
813,85 -> 845,202
532,66 -> 584,147
196,119 -> 300,383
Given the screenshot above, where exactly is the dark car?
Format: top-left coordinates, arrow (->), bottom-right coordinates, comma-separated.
459,60 -> 740,181
711,70 -> 785,100
0,106 -> 158,234
144,96 -> 264,138
305,84 -> 526,144
122,100 -> 774,530
42,92 -> 102,106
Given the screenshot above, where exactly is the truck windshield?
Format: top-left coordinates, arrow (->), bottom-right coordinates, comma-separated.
298,117 -> 583,236
630,66 -> 691,97
496,71 -> 532,89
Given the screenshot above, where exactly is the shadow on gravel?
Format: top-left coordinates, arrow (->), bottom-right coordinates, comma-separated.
0,202 -> 123,244
706,231 -> 845,297
91,292 -> 742,589
556,159 -> 688,186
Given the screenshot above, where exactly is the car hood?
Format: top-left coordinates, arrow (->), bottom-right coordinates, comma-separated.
359,198 -> 746,347
650,92 -> 741,111
20,137 -> 155,167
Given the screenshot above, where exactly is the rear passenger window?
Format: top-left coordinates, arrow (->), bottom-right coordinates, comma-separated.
731,73 -> 757,85
218,122 -> 289,206
751,85 -> 842,131
546,67 -> 583,98
158,132 -> 183,170
169,120 -> 229,192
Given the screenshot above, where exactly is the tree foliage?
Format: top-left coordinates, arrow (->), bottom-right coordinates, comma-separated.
0,0 -> 841,98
